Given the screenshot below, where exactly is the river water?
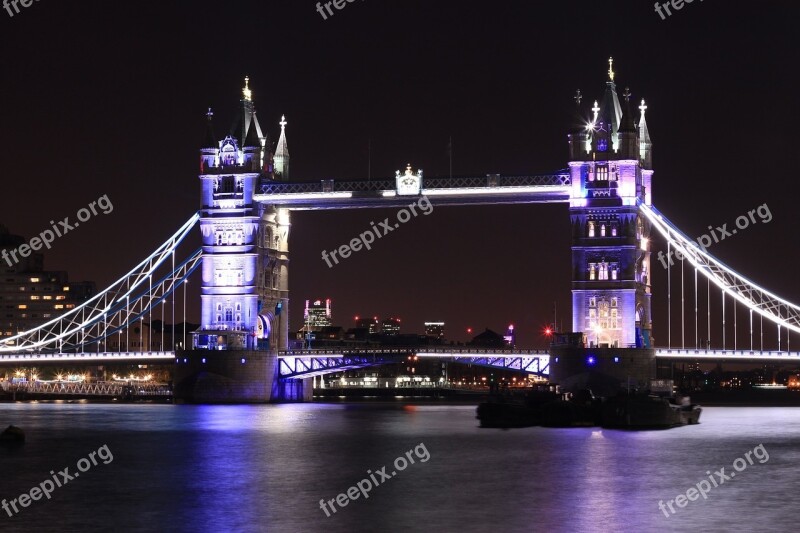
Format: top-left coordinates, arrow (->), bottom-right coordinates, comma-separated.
1,402 -> 798,532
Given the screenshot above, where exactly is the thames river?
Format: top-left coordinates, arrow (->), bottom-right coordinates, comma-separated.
1,402 -> 798,532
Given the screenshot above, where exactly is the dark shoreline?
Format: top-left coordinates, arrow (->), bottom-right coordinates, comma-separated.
3,389 -> 800,407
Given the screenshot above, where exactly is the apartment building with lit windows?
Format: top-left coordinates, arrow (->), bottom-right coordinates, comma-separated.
0,225 -> 95,340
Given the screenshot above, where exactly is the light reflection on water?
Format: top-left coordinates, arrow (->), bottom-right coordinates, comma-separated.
1,403 -> 798,532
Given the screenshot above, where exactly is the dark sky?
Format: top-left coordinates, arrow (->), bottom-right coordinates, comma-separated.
1,1 -> 797,348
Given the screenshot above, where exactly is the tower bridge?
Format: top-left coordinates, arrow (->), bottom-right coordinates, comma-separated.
2,62 -> 799,402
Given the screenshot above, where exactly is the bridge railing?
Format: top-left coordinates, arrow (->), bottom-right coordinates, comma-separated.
656,348 -> 800,358
0,351 -> 176,363
279,347 -> 550,356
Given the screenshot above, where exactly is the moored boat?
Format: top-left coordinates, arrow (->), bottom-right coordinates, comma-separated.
0,425 -> 25,444
601,392 -> 700,429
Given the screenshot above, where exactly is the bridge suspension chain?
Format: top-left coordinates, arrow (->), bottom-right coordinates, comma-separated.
0,214 -> 200,353
641,203 -> 800,338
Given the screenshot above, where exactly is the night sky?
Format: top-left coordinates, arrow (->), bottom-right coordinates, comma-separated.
1,1 -> 797,348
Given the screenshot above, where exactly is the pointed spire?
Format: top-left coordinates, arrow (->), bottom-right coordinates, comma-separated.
619,87 -> 636,133
243,111 -> 261,148
243,76 -> 252,102
202,107 -> 217,148
590,100 -> 600,128
274,114 -> 290,179
275,115 -> 289,158
638,99 -> 651,144
596,58 -> 622,148
638,99 -> 653,167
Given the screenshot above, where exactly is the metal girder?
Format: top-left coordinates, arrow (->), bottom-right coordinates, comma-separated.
277,348 -> 551,378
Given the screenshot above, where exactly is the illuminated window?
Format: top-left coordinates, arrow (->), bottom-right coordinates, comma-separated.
589,264 -> 596,280
18,305 -> 27,309
598,263 -> 609,281
30,296 -> 40,301
611,223 -> 618,237
588,221 -> 595,237
66,304 -> 75,309
600,224 -> 606,237
63,287 -> 70,291
55,296 -> 65,300
30,278 -> 40,283
611,266 -> 618,280
596,165 -> 609,179
54,305 -> 64,309
44,296 -> 53,300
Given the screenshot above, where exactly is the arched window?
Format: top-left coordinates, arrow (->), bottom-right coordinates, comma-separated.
225,308 -> 233,322
589,264 -> 596,281
588,221 -> 595,238
600,224 -> 606,237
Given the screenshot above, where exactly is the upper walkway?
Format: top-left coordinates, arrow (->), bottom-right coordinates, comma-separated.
253,173 -> 572,210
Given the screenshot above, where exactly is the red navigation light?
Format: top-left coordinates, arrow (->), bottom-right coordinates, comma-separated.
544,327 -> 553,336
466,327 -> 473,334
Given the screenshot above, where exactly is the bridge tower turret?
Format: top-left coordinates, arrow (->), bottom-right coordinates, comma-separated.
567,58 -> 654,349
274,115 -> 289,180
257,115 -> 291,350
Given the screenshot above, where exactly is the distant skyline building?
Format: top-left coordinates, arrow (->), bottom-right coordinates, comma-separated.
355,316 -> 379,334
424,321 -> 445,339
503,324 -> 516,348
0,225 -> 95,340
381,317 -> 401,336
304,298 -> 332,331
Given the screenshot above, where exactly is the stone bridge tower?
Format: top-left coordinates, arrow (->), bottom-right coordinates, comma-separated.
567,59 -> 654,350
